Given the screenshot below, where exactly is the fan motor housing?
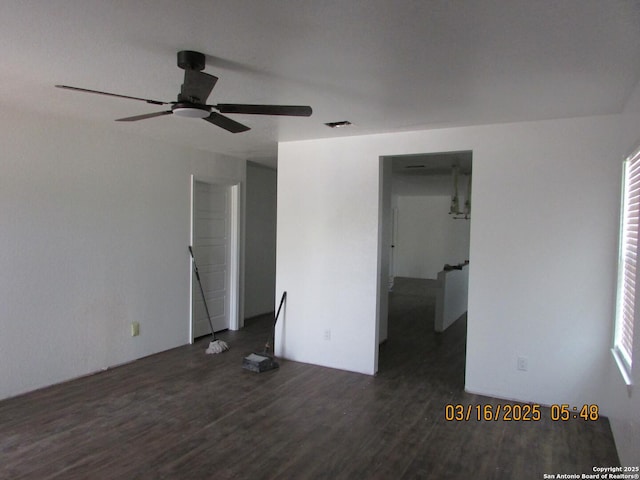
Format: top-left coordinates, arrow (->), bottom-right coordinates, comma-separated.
177,50 -> 206,71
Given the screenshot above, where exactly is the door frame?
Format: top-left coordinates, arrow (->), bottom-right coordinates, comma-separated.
189,175 -> 242,343
377,151 -> 472,372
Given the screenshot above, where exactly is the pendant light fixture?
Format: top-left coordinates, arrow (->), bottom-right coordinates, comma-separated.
449,165 -> 471,220
449,165 -> 460,215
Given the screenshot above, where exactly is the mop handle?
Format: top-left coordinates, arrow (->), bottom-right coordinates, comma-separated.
274,291 -> 287,328
188,246 -> 217,341
264,291 -> 287,353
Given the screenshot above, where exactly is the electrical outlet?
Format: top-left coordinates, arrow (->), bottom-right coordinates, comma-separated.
131,322 -> 140,337
324,329 -> 331,341
517,356 -> 528,371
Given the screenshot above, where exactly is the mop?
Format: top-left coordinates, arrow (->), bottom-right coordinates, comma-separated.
188,246 -> 229,354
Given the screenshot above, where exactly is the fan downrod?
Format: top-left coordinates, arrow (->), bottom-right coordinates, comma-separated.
177,50 -> 205,71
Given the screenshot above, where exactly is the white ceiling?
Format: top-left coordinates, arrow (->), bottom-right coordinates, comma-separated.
1,1 -> 639,168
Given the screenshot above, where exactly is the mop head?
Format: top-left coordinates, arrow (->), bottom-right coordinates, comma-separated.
206,339 -> 229,354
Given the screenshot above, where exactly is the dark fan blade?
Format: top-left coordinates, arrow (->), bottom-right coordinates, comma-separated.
203,112 -> 250,133
55,85 -> 168,105
116,111 -> 173,122
181,70 -> 218,104
215,104 -> 312,116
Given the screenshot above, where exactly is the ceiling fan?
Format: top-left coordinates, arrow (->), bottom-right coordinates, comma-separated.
56,50 -> 312,133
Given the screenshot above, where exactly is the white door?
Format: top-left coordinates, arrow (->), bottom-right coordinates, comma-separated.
192,181 -> 231,338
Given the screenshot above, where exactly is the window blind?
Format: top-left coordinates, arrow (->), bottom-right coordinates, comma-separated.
615,148 -> 640,372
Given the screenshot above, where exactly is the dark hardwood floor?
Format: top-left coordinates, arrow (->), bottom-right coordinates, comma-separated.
0,291 -> 619,479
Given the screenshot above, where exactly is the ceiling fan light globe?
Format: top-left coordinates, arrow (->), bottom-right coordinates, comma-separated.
173,106 -> 209,118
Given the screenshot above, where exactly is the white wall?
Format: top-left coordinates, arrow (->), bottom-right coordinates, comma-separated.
0,107 -> 245,401
392,173 -> 453,197
276,113 -> 639,418
394,195 -> 470,279
275,142 -> 382,375
623,78 -> 640,114
244,162 -> 277,318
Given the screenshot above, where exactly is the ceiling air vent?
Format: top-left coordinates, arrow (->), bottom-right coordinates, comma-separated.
325,120 -> 352,128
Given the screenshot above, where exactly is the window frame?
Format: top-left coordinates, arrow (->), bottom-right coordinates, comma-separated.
613,146 -> 640,387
